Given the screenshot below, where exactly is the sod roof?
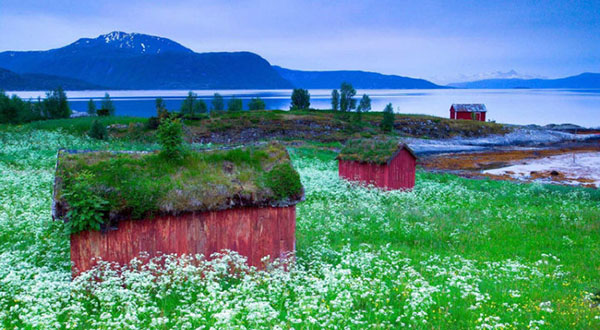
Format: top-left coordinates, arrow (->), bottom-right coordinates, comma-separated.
52,142 -> 304,225
337,138 -> 416,165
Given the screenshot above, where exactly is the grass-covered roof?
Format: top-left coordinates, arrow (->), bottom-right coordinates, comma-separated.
53,142 -> 303,232
337,138 -> 416,165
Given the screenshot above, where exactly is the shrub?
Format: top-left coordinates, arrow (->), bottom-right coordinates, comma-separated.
88,119 -> 108,140
227,97 -> 243,112
146,116 -> 161,130
62,170 -> 108,233
264,163 -> 303,200
157,118 -> 186,161
96,108 -> 110,117
248,97 -> 266,110
291,89 -> 310,110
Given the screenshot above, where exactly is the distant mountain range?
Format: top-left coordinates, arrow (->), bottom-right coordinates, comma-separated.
2,31 -> 596,91
273,66 -> 443,89
451,70 -> 545,83
0,31 -> 442,90
449,73 -> 600,89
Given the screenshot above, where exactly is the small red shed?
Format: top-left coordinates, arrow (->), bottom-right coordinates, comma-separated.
337,138 -> 417,190
52,142 -> 304,276
450,104 -> 487,121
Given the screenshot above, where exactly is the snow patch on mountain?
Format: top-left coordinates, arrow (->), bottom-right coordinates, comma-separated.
67,31 -> 193,55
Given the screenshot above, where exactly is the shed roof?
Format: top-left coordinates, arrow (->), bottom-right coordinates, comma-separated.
337,138 -> 416,165
52,141 -> 304,226
451,104 -> 487,112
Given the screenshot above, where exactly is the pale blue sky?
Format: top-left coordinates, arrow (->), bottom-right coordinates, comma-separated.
0,0 -> 598,83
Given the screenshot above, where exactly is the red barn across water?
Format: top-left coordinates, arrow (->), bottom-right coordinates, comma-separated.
52,143 -> 304,276
337,138 -> 417,190
450,104 -> 487,121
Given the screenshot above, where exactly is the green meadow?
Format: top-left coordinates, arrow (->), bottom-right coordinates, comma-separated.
0,124 -> 599,329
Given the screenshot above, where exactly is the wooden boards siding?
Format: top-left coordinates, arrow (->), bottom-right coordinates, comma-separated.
338,148 -> 416,190
70,206 -> 296,276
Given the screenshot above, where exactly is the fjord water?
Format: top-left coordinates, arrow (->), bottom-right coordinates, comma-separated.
9,88 -> 600,127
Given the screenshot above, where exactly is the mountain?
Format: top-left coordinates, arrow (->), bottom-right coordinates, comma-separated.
451,70 -> 545,83
0,31 -> 444,90
449,73 -> 600,89
0,67 -> 103,90
0,31 -> 292,89
63,31 -> 194,55
273,66 -> 444,89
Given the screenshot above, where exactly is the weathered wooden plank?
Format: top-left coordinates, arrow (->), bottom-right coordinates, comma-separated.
70,206 -> 296,276
338,148 -> 415,190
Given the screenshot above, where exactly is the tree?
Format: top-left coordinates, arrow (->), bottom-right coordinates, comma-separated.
0,92 -> 20,124
157,118 -> 186,161
88,119 -> 107,140
43,87 -> 71,119
0,92 -> 45,124
331,89 -> 340,111
155,97 -> 168,117
381,103 -> 395,132
211,93 -> 224,112
227,97 -> 243,112
100,93 -> 116,116
290,88 -> 310,110
181,91 -> 198,115
355,94 -> 371,122
248,97 -> 266,110
339,82 -> 356,113
87,99 -> 96,115
196,99 -> 208,113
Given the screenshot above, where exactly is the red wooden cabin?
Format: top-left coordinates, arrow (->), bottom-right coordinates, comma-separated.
450,104 -> 487,121
337,138 -> 417,190
52,143 -> 304,276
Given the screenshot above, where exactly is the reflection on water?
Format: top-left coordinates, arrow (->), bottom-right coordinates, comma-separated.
7,89 -> 600,127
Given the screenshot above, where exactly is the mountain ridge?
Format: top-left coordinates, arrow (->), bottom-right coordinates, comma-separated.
273,66 -> 445,89
449,73 -> 600,89
0,31 -> 444,90
0,67 -> 104,91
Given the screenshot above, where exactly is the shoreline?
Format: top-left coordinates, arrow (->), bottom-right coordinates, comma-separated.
418,137 -> 600,188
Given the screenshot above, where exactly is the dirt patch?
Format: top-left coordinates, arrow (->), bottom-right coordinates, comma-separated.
420,144 -> 600,188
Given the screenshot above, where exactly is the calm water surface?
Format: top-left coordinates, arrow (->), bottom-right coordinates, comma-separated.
8,89 -> 600,127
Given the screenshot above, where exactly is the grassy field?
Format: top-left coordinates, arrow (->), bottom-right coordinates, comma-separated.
0,127 -> 599,329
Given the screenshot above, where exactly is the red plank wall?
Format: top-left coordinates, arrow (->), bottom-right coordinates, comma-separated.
451,107 -> 486,121
338,149 -> 416,190
455,111 -> 485,121
70,206 -> 296,276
